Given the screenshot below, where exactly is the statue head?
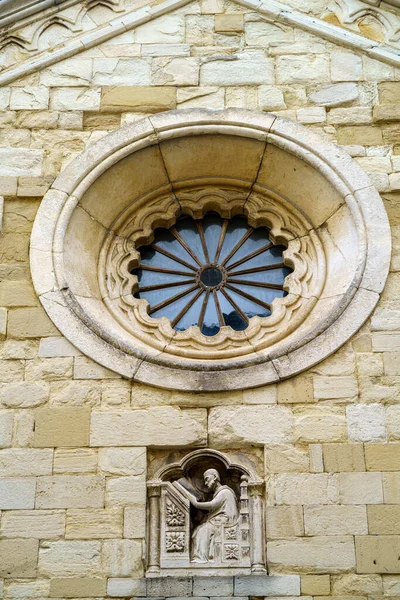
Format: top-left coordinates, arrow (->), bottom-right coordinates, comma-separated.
203,468 -> 220,491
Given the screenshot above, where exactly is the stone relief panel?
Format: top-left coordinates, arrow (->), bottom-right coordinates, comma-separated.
146,449 -> 265,576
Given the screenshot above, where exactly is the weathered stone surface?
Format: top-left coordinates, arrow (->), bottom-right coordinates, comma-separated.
268,537 -> 356,573
0,280 -> 38,307
265,444 -> 309,473
304,505 -> 368,535
0,509 -> 65,538
331,51 -> 362,81
301,575 -> 331,595
293,407 -> 347,443
0,381 -> 49,408
0,411 -> 13,448
0,148 -> 43,177
266,506 -> 304,538
102,539 -> 143,577
0,448 -> 52,476
91,407 -> 207,447
387,405 -> 400,440
53,449 -> 98,474
383,575 -> 400,595
0,478 -> 36,509
277,375 -> 314,403
4,579 -> 50,598
367,505 -> 400,534
101,86 -> 176,112
40,58 -> 93,86
147,577 -> 192,597
51,88 -> 101,111
201,52 -> 274,86
338,472 -> 383,504
39,336 -> 81,357
135,14 -> 184,43
356,536 -> 400,573
107,577 -> 146,597
10,87 -> 49,110
309,83 -> 359,107
34,407 -> 91,447
234,575 -> 300,596
36,476 -> 104,509
215,14 -> 244,32
98,447 -> 146,475
209,406 -> 293,446
346,404 -> 386,442
277,55 -> 329,84
7,308 -> 58,338
313,376 -> 358,399
124,505 -> 146,538
337,126 -> 383,146
106,475 -> 146,507
38,541 -> 101,577
365,444 -> 400,471
0,539 -> 38,578
331,573 -> 383,595
275,474 -> 338,505
74,356 -> 120,380
49,577 -> 107,597
383,473 -> 400,503
323,444 -> 366,472
66,509 -> 122,539
193,576 -> 233,596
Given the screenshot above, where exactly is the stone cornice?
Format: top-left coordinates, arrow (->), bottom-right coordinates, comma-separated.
0,0 -> 74,28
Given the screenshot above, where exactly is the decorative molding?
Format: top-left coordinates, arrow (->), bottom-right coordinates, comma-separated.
328,0 -> 400,46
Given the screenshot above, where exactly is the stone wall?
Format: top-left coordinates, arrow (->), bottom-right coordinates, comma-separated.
0,0 -> 400,598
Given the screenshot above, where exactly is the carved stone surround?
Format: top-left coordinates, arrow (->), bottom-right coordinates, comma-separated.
30,109 -> 391,391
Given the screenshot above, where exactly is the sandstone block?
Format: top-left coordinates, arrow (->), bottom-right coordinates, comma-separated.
356,536 -> 400,573
98,447 -> 146,475
151,56 -> 199,86
294,406 -> 347,443
106,476 -> 146,507
7,307 -> 58,338
372,332 -> 400,351
73,356 -> 120,379
346,404 -> 386,442
277,375 -> 313,403
383,473 -> 400,503
0,477 -> 36,509
243,385 -> 277,404
0,308 -> 6,340
0,381 -> 49,408
66,509 -> 122,539
309,83 -> 358,107
374,104 -> 400,122
193,576 -> 233,596
124,505 -> 146,538
10,87 -> 49,110
38,541 -> 101,577
367,505 -> 400,534
338,472 -> 383,504
310,444 -> 324,473
266,506 -> 304,538
328,107 -> 372,125
301,575 -> 330,595
331,573 -> 382,595
147,577 -> 192,597
331,51 -> 362,81
265,444 -> 309,473
0,281 -> 38,307
54,449 -> 98,474
49,577 -> 107,597
387,405 -> 400,440
25,357 -> 73,380
100,86 -> 176,113
0,360 -> 24,384
107,577 -> 146,597
275,474 -> 338,505
0,509 -> 65,538
209,405 -> 293,447
378,82 -> 400,104
277,55 -> 329,84
234,575 -> 300,596
93,58 -> 150,85
365,444 -> 400,471
258,86 -> 286,111
0,148 -> 43,177
91,407 -> 207,447
304,505 -> 368,535
313,376 -> 358,399
215,14 -> 244,32
36,476 -> 104,509
135,14 -> 184,43
0,448 -> 52,476
383,575 -> 400,594
201,52 -> 274,86
40,57 -> 93,86
337,126 -> 383,146
4,579 -> 50,598
268,537 -> 356,573
0,539 -> 38,578
13,411 -> 34,448
0,412 -> 13,448
51,88 -> 101,111
39,336 -> 80,357
356,353 -> 384,376
323,444 -> 366,472
34,407 -> 91,447
297,107 -> 326,124
102,539 -> 143,577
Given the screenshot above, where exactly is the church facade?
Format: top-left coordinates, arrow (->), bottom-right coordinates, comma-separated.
0,0 -> 399,598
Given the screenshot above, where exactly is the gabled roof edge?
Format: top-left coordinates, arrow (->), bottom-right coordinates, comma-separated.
0,0 -> 399,87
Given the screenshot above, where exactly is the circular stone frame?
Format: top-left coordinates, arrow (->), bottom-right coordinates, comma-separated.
30,108 -> 391,391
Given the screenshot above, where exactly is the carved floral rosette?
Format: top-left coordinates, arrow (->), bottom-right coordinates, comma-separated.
99,180 -> 325,361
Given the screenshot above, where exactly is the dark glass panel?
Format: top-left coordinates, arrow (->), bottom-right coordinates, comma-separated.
174,291 -> 205,331
227,286 -> 271,319
135,283 -> 193,305
201,293 -> 220,336
203,213 -> 222,263
217,291 -> 247,331
150,288 -> 198,321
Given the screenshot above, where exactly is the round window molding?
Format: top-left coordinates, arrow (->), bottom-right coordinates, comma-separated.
30,108 -> 391,391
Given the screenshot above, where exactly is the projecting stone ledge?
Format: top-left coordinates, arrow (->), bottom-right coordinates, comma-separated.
107,575 -> 301,598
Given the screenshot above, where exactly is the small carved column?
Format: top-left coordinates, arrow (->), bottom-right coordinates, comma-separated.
248,482 -> 266,572
147,483 -> 161,574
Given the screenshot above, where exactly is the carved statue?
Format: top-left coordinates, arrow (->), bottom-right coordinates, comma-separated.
175,468 -> 239,563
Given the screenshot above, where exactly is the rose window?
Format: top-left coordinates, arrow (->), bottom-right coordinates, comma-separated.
131,213 -> 292,336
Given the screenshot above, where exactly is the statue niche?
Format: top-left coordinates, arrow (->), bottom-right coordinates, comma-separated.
146,449 -> 265,576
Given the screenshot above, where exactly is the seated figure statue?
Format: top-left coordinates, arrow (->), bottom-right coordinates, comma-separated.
178,468 -> 239,563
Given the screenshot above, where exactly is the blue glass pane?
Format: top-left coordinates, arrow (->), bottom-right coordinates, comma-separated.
219,217 -> 248,264
230,266 -> 291,285
230,283 -> 285,307
226,286 -> 271,319
137,269 -> 195,287
135,283 -> 193,306
155,229 -> 198,267
203,214 -> 222,263
217,291 -> 247,331
174,291 -> 205,331
150,288 -> 197,321
139,247 -> 194,272
225,228 -> 272,268
227,246 -> 287,273
175,217 -> 206,264
201,294 -> 220,336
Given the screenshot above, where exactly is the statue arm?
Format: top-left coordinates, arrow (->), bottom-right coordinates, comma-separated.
191,494 -> 224,511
